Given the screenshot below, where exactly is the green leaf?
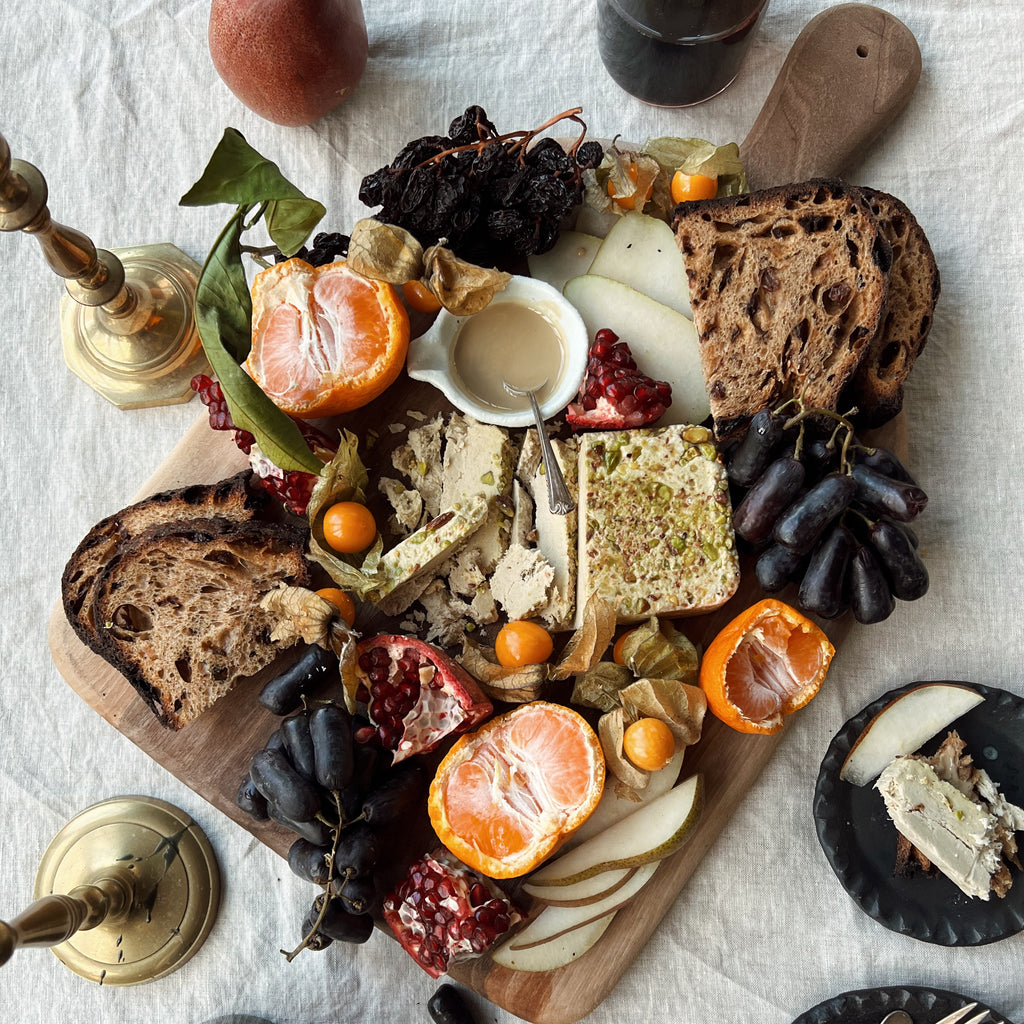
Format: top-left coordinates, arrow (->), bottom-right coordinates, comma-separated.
180,128 -> 325,258
193,209 -> 323,476
182,128 -> 311,206
266,197 -> 327,258
194,207 -> 253,363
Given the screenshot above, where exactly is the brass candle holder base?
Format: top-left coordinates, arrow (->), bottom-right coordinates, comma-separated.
59,243 -> 207,409
1,796 -> 220,985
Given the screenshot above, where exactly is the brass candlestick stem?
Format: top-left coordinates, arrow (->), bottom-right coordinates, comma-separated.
0,131 -> 210,408
0,796 -> 220,985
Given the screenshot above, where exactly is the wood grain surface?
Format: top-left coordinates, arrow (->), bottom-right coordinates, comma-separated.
740,4 -> 921,191
48,6 -> 919,1022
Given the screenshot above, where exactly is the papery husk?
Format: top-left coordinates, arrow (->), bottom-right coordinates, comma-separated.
598,707 -> 649,790
346,218 -> 425,285
259,584 -> 361,712
584,137 -> 746,223
641,136 -> 746,215
305,430 -> 385,597
571,661 -> 634,713
619,677 -> 706,748
551,594 -> 618,680
620,617 -> 699,685
583,143 -> 661,218
423,244 -> 510,315
458,636 -> 549,704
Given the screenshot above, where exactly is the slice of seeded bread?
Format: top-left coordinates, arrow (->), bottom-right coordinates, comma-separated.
62,471 -> 265,648
842,188 -> 940,427
672,179 -> 893,438
89,517 -> 310,730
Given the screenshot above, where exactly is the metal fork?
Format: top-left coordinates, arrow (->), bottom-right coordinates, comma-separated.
933,1004 -> 1004,1024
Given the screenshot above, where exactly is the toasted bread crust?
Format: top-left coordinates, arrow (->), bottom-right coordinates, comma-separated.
61,471 -> 265,647
844,188 -> 940,426
90,516 -> 309,729
672,179 -> 892,438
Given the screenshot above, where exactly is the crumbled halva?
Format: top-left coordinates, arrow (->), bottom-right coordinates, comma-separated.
439,413 -> 516,572
576,424 -> 739,623
391,415 -> 444,519
416,577 -> 496,646
490,543 -> 557,621
378,476 -> 423,537
368,495 -> 488,603
517,431 -> 578,628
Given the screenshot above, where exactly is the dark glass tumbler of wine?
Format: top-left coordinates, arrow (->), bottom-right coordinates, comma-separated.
597,0 -> 770,107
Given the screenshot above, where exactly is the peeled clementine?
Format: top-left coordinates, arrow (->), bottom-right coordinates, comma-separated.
245,258 -> 409,417
699,598 -> 835,735
428,702 -> 605,879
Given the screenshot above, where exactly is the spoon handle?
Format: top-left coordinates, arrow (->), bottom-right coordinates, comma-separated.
528,390 -> 575,515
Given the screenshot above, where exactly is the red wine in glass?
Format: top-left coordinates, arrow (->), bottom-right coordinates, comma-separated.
598,0 -> 769,107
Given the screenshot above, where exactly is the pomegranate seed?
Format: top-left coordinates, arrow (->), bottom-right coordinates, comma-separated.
594,327 -> 618,347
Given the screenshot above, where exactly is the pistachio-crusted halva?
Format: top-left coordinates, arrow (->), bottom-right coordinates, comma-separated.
577,424 -> 739,622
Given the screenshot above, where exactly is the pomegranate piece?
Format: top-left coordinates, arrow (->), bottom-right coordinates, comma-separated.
355,635 -> 492,764
383,850 -> 522,978
565,328 -> 672,430
191,374 -> 336,516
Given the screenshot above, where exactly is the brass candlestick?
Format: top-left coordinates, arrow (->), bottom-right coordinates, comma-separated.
0,796 -> 220,985
0,131 -> 210,408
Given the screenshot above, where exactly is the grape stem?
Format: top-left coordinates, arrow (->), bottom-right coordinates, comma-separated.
781,399 -> 860,473
415,108 -> 588,171
280,789 -> 347,962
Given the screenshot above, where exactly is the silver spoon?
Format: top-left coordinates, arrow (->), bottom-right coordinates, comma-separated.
503,379 -> 575,516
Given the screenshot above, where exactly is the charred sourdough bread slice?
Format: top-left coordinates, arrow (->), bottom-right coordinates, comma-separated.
62,471 -> 265,648
90,517 -> 310,730
672,179 -> 893,438
843,188 -> 940,427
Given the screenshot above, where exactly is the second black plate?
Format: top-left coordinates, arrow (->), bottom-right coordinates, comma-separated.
791,985 -> 1014,1024
813,680 -> 1024,945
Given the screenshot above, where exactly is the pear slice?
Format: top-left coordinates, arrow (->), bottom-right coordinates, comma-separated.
490,861 -> 658,972
522,865 -> 637,905
565,745 -> 685,849
587,213 -> 692,317
490,910 -> 615,972
839,683 -> 985,786
562,275 -> 709,425
527,231 -> 601,293
527,774 -> 703,886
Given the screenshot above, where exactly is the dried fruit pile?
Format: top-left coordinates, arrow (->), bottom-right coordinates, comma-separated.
358,105 -> 603,266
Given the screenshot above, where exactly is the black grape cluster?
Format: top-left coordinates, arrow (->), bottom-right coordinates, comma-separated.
236,643 -> 426,956
358,105 -> 604,267
727,406 -> 930,625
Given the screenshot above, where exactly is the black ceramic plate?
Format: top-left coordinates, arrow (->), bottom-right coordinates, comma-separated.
813,680 -> 1024,945
791,985 -> 1014,1024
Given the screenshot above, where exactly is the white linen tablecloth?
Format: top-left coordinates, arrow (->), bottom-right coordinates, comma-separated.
2,1 -> 1023,1022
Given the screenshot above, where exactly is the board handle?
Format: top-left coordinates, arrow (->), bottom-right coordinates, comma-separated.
740,3 -> 921,190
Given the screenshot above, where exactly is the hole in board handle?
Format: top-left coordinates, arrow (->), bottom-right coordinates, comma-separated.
856,44 -> 869,58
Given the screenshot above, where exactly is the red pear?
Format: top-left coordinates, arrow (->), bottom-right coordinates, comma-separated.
209,0 -> 368,127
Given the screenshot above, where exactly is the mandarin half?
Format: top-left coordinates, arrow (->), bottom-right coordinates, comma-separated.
699,598 -> 835,735
428,702 -> 605,879
245,258 -> 409,417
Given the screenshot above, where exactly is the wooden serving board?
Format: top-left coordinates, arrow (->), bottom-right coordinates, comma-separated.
49,7 -> 920,1022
